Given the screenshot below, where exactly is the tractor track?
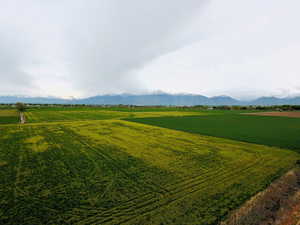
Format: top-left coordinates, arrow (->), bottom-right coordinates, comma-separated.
30,124 -> 264,225
59,126 -> 166,194
71,146 -> 263,225
76,152 -> 262,225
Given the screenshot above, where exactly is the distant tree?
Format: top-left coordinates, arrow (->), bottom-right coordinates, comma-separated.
16,102 -> 26,112
292,105 -> 300,110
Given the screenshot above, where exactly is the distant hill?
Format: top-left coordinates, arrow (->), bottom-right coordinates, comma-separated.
0,96 -> 69,104
1,94 -> 300,106
249,96 -> 300,106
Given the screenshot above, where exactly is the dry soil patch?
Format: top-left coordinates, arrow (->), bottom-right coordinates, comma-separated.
244,111 -> 300,118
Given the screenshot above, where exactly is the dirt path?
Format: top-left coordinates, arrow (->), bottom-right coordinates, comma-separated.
20,112 -> 26,124
244,111 -> 300,118
270,190 -> 300,225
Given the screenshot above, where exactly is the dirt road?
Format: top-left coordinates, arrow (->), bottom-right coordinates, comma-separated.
20,112 -> 26,124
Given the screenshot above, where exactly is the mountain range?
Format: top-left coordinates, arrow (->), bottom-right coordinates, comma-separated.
1,94 -> 300,106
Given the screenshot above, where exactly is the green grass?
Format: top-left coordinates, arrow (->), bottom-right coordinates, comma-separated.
0,120 -> 298,225
126,114 -> 300,151
0,110 -> 19,124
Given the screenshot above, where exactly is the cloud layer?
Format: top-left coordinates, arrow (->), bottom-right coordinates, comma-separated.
0,0 -> 205,97
1,0 -> 300,99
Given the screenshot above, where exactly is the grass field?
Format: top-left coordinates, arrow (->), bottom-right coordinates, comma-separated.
127,114 -> 300,151
0,119 -> 299,225
0,110 -> 19,124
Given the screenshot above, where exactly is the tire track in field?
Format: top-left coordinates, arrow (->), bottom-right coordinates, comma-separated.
53,124 -> 263,225
13,147 -> 23,202
62,124 -> 232,196
73,145 -> 259,217
13,127 -> 26,202
22,124 -> 262,224
45,124 -> 264,225
75,151 -> 263,225
120,160 -> 262,225
58,125 -> 166,194
71,165 -> 225,219
37,124 -> 127,203
61,124 -> 264,224
73,149 -> 263,225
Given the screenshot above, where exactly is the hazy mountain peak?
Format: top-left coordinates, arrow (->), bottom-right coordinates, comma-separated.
1,93 -> 300,106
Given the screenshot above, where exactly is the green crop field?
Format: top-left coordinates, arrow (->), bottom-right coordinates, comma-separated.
127,114 -> 300,151
0,117 -> 299,225
0,110 -> 19,124
1,108 -> 300,224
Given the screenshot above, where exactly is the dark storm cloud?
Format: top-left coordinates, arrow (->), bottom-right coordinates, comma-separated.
0,0 -> 206,96
63,0 -> 206,95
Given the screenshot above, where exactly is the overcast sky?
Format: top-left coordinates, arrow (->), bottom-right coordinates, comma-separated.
1,0 -> 300,99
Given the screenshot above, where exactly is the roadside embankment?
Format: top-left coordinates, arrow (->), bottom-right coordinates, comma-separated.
221,167 -> 300,225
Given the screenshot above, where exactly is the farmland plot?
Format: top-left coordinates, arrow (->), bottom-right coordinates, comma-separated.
0,120 -> 298,225
0,110 -> 19,124
25,110 -> 127,123
25,110 -> 202,123
127,114 -> 300,151
245,111 -> 300,118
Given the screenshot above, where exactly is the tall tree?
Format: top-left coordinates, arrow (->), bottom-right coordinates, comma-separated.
16,102 -> 26,112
